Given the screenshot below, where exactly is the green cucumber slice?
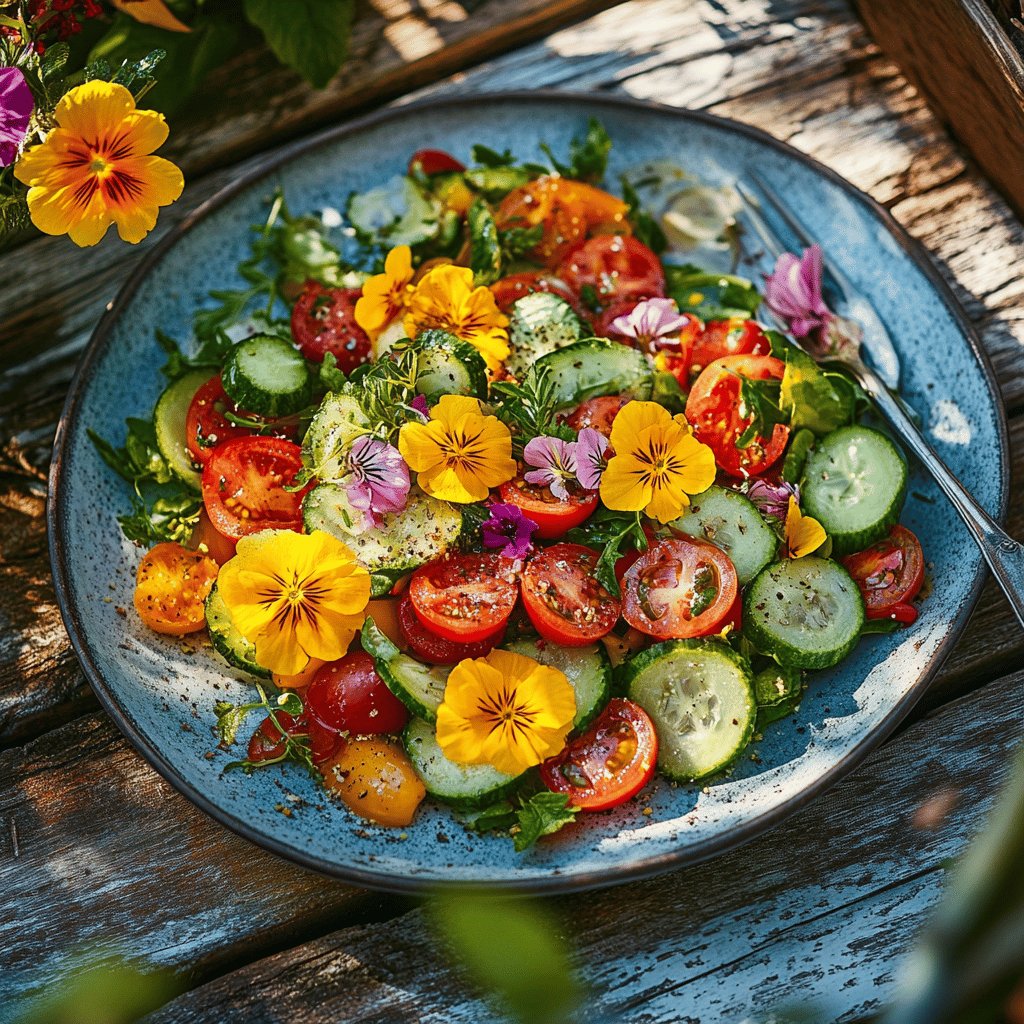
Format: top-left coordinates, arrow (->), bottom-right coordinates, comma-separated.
301,393 -> 370,481
621,638 -> 755,781
753,663 -> 804,727
347,175 -> 442,247
205,583 -> 271,679
503,637 -> 612,729
744,557 -> 865,669
467,197 -> 501,285
221,334 -> 312,418
505,293 -> 587,380
361,618 -> 450,721
801,425 -> 907,555
525,338 -> 654,409
669,485 -> 777,585
404,716 -> 524,809
407,330 -> 488,401
154,369 -> 208,490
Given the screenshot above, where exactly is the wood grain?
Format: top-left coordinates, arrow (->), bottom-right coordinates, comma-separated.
141,666 -> 1024,1024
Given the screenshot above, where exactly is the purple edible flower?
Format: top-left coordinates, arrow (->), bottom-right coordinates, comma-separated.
0,68 -> 34,169
409,394 -> 430,419
763,245 -> 832,340
610,297 -> 689,351
747,478 -> 800,523
575,428 -> 610,491
523,435 -> 579,501
345,436 -> 410,527
481,502 -> 537,559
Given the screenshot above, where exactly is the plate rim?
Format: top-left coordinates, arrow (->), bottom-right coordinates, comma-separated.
48,90 -> 1011,894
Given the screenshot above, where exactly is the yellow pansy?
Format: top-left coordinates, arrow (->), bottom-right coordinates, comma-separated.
600,401 -> 717,523
784,497 -> 827,558
354,244 -> 415,339
216,529 -> 371,676
14,81 -> 183,247
398,394 -> 516,503
403,263 -> 510,372
436,649 -> 576,776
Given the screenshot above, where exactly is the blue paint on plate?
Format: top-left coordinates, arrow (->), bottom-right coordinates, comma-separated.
49,94 -> 1009,892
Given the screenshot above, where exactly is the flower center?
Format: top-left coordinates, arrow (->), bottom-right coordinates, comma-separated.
89,154 -> 110,175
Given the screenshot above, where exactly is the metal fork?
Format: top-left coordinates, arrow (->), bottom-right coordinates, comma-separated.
736,176 -> 1024,630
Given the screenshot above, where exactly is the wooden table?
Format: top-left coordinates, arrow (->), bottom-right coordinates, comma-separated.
3,1 -> 1024,1020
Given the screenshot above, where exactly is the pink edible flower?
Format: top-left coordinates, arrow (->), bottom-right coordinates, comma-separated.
523,435 -> 578,501
747,478 -> 800,523
0,69 -> 34,168
763,245 -> 832,340
481,502 -> 537,559
575,427 -> 610,491
409,394 -> 430,419
345,436 -> 410,527
610,297 -> 689,350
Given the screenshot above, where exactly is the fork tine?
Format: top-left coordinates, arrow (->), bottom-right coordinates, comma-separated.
734,181 -> 787,261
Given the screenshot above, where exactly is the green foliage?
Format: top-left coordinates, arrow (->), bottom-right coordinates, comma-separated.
490,366 -> 576,458
217,684 -> 316,776
735,375 -> 787,449
620,173 -> 667,254
541,117 -> 612,183
468,196 -> 502,285
779,344 -> 856,435
567,508 -> 648,598
513,792 -> 578,852
665,265 -> 762,321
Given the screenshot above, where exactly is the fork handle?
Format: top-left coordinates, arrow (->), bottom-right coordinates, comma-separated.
850,360 -> 1024,629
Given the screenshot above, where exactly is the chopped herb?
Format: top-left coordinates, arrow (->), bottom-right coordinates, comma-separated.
513,791 -> 578,851
490,366 -> 575,458
567,508 -> 648,597
541,117 -> 612,183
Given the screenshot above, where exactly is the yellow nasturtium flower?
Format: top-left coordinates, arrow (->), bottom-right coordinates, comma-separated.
784,497 -> 827,558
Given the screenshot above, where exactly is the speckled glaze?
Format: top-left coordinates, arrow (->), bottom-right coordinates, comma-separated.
49,94 -> 1009,893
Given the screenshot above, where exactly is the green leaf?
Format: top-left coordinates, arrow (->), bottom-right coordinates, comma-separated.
471,144 -> 517,168
541,118 -> 612,183
463,800 -> 518,833
735,375 -> 787,449
318,352 -> 348,393
620,173 -> 667,254
664,265 -> 761,321
781,427 -> 815,484
651,370 -> 686,414
214,700 -> 256,746
467,197 -> 502,285
860,618 -> 903,635
779,344 -> 856,435
499,223 -> 544,261
273,214 -> 343,287
244,0 -> 354,88
513,791 -> 578,852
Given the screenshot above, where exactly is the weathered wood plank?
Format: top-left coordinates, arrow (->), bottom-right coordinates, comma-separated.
0,712 -> 407,1019
140,665 -> 1024,1024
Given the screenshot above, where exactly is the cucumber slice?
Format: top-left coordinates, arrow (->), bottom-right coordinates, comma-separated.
404,716 -> 524,809
361,618 -> 450,721
669,485 -> 777,585
505,293 -> 587,380
503,637 -> 612,729
407,330 -> 488,401
301,393 -> 370,481
347,175 -> 441,247
222,334 -> 312,418
154,369 -> 208,490
744,557 -> 865,669
753,663 -> 804,727
621,638 -> 755,781
304,486 -> 462,592
801,425 -> 907,555
205,583 -> 271,679
468,197 -> 501,285
525,338 -> 654,409
464,166 -> 533,200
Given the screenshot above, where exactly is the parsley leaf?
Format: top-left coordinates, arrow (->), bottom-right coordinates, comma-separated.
513,792 -> 578,852
117,492 -> 202,546
318,352 -> 348,393
464,800 -> 519,833
541,118 -> 612,183
490,366 -> 575,458
471,144 -> 517,168
566,508 -> 648,598
735,374 -> 787,449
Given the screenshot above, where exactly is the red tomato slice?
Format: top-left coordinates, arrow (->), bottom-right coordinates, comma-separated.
408,554 -> 519,643
564,395 -> 628,438
490,272 -> 579,314
397,594 -> 505,665
187,509 -> 237,565
290,283 -> 372,370
685,354 -> 790,478
521,543 -> 620,646
498,476 -> 598,540
539,698 -> 658,811
408,148 -> 466,175
689,319 -> 772,377
185,375 -> 253,465
621,538 -> 738,639
306,652 -> 409,735
201,436 -> 310,540
842,525 -> 925,624
246,710 -> 342,766
557,235 -> 666,312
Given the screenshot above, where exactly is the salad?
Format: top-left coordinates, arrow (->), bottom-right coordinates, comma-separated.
93,120 -> 926,850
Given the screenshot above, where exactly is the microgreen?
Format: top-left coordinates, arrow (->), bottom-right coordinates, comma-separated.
217,684 -> 316,777
490,366 -> 576,458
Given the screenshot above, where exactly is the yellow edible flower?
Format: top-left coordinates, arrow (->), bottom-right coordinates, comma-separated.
600,401 -> 717,523
14,81 -> 183,247
354,244 -> 415,339
436,650 -> 576,776
398,394 -> 516,503
784,497 -> 827,558
404,263 -> 510,372
216,530 -> 371,676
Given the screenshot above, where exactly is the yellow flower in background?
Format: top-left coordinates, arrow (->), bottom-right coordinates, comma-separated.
14,81 -> 183,247
404,263 -> 510,372
217,529 -> 371,676
784,497 -> 827,558
355,244 -> 415,339
600,401 -> 716,523
436,649 -> 576,776
398,394 -> 516,503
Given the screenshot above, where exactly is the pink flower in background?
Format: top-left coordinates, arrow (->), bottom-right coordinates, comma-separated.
747,478 -> 800,523
0,69 -> 34,168
575,428 -> 610,491
763,245 -> 831,339
610,297 -> 688,349
345,436 -> 410,526
523,435 -> 578,501
481,502 -> 537,559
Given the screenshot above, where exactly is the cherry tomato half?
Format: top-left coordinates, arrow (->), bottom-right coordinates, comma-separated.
306,651 -> 409,735
397,594 -> 504,665
184,375 -> 253,465
490,272 -> 580,315
521,543 -> 620,646
689,318 -> 772,377
565,395 -> 628,438
290,282 -> 372,371
498,476 -> 598,540
322,737 -> 426,827
408,553 -> 519,644
134,541 -> 218,636
408,148 -> 466,176
842,525 -> 925,624
540,698 -> 658,811
201,436 -> 309,540
685,354 -> 790,478
558,235 -> 666,312
621,538 -> 738,639
187,509 -> 237,565
246,710 -> 342,767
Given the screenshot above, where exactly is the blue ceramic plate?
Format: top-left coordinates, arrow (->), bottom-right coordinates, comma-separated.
49,93 -> 1008,893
